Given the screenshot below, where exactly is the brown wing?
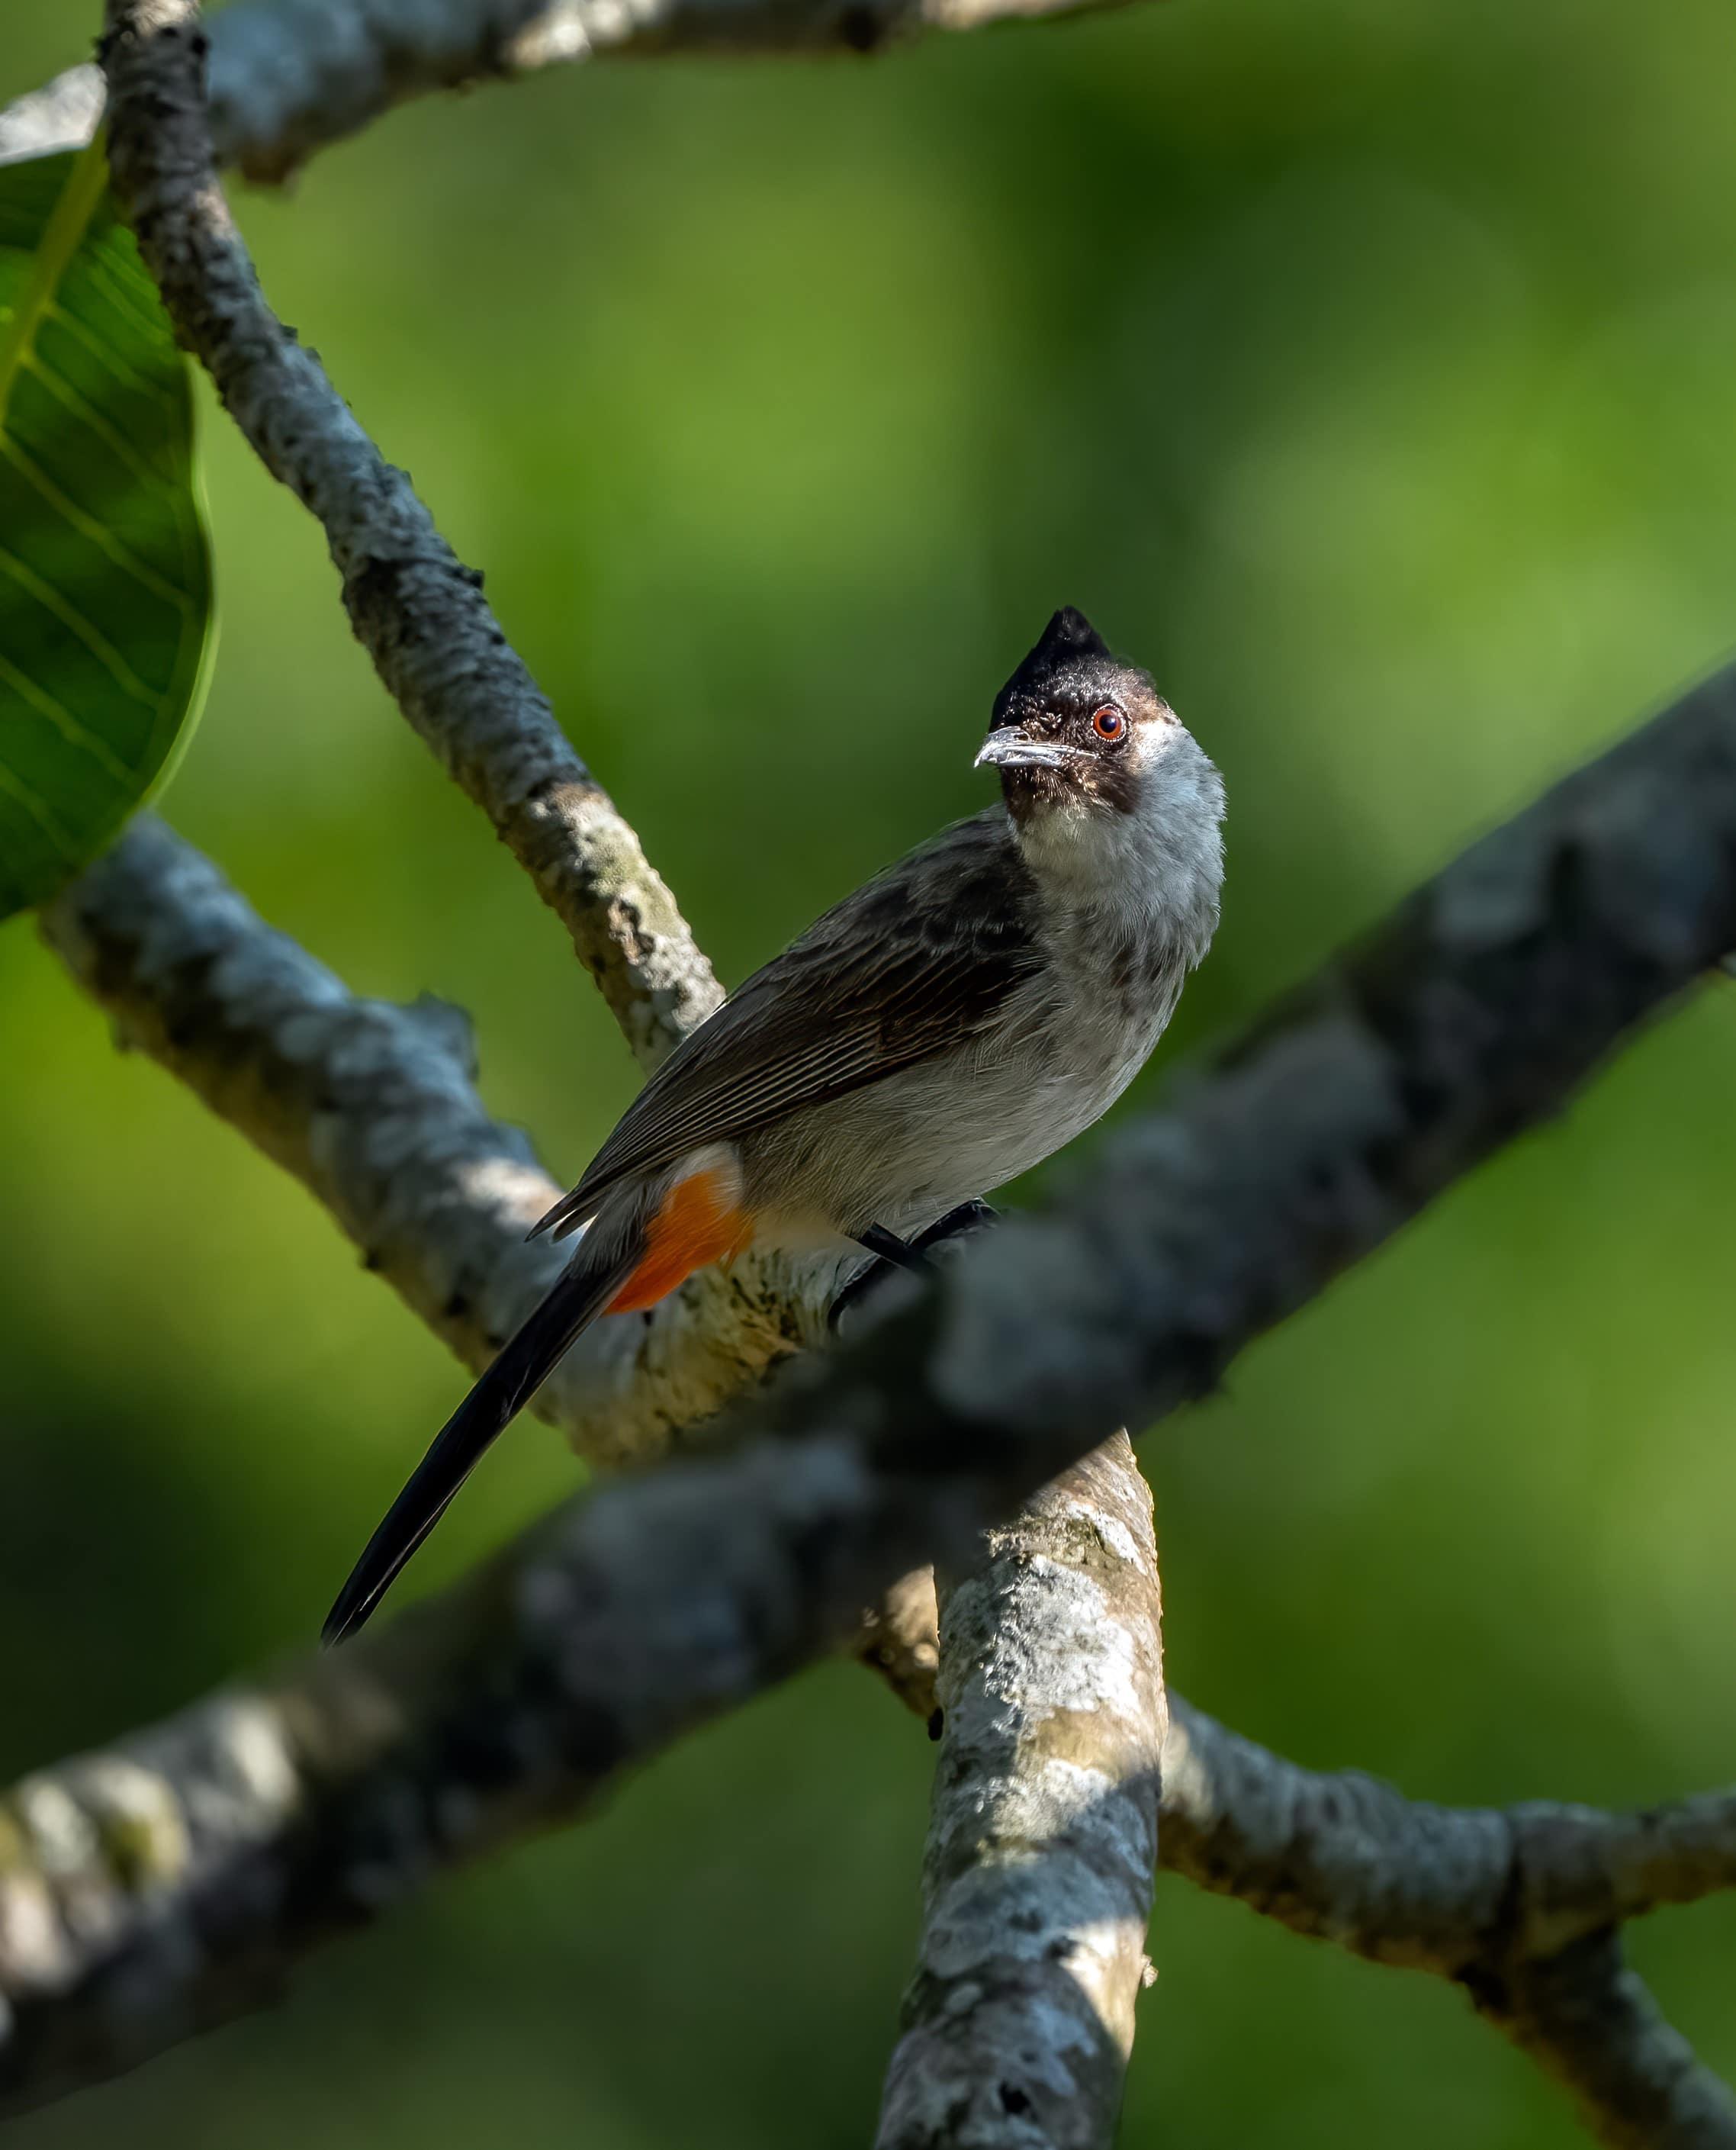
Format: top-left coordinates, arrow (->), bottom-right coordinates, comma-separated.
535,812 -> 1037,1238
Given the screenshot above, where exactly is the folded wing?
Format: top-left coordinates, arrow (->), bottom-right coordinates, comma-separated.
534,813 -> 1037,1241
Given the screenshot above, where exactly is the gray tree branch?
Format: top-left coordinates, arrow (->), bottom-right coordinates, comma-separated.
41,814 -> 1165,2148
854,1564 -> 944,1718
2,0 -> 1146,185
37,815 -> 835,1466
4,1436 -> 1735,2129
1160,1713 -> 1736,1976
1157,1722 -> 1736,2148
864,1604 -> 1736,1984
13,621 -> 1736,2120
1476,1934 -> 1736,2150
876,1435 -> 1165,2150
85,31 -> 1178,2149
867,1544 -> 1736,2150
870,1427 -> 1736,2145
2,8 -> 1728,2147
101,0 -> 722,1076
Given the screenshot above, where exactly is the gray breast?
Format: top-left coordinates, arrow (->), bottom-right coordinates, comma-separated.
1101,925 -> 1185,1021
743,755 -> 1220,1244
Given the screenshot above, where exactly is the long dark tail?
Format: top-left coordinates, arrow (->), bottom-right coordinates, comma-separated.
321,1223 -> 642,1646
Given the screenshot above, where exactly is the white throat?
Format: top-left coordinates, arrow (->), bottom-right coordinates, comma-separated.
1013,732 -> 1224,964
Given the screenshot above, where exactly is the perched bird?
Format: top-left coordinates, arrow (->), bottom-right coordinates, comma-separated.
323,607 -> 1224,1643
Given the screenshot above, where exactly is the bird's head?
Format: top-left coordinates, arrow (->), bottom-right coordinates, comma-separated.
977,607 -> 1223,930
976,607 -> 1201,819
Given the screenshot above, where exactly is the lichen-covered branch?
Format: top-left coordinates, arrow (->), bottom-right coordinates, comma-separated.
868,1622 -> 1736,2150
12,654 -> 1736,2113
37,816 -> 833,1466
99,0 -> 721,1073
3,0 -> 1148,185
1474,1933 -> 1736,2150
870,1469 -> 1736,2150
0,1437 -> 908,2113
1160,1707 -> 1736,1975
1158,1714 -> 1736,2147
72,0 -> 835,1475
44,809 -> 1162,2150
5,1444 -> 1735,2125
876,1435 -> 1165,2150
10,18 -> 1736,2147
850,1605 -> 1736,1978
854,1566 -> 944,1720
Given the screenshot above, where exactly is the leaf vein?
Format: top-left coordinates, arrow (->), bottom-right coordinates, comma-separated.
79,247 -> 169,343
0,755 -> 79,862
0,542 -> 159,709
0,647 -> 137,788
0,433 -> 193,613
41,300 -> 176,411
22,348 -> 181,500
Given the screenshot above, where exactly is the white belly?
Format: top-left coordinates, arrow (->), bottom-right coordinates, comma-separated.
741,954 -> 1182,1246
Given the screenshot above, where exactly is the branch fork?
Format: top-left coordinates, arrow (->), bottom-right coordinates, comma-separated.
0,5 -> 1728,2145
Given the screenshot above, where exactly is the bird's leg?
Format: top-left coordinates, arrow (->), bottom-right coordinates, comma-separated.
854,1223 -> 923,1271
831,1202 -> 999,1333
909,1199 -> 999,1257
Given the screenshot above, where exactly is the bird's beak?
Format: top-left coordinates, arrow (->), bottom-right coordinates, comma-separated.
974,727 -> 1080,771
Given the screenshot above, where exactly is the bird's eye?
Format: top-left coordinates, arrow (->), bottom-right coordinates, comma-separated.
1091,705 -> 1127,743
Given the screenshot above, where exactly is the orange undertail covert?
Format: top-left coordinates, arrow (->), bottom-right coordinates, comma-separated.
606,1167 -> 754,1315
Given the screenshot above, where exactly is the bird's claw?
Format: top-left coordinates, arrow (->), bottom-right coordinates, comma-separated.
828,1200 -> 999,1334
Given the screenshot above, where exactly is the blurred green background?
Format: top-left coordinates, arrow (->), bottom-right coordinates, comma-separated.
5,0 -> 1736,2141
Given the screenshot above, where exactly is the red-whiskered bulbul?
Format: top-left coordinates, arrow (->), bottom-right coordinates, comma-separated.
323,607 -> 1224,1642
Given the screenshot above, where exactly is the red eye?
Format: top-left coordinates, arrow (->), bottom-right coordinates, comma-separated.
1092,705 -> 1127,743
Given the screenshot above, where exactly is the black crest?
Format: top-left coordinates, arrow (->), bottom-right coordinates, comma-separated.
993,607 -> 1121,724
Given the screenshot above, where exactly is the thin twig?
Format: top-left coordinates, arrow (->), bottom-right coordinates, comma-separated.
1159,1706 -> 1736,1975
100,0 -> 721,1072
854,1566 -> 944,1721
3,0 -> 1153,185
1471,1932 -> 1736,2150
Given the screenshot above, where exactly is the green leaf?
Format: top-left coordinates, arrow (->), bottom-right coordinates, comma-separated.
0,138 -> 213,918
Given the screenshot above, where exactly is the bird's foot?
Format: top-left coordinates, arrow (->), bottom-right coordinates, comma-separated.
829,1201 -> 999,1334
910,1199 -> 999,1257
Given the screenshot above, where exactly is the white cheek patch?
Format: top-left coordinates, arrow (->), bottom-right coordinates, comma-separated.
1014,724 -> 1225,938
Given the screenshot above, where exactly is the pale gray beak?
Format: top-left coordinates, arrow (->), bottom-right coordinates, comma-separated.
974,727 -> 1081,771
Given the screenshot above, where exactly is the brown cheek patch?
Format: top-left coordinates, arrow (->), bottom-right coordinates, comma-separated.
1092,754 -> 1142,816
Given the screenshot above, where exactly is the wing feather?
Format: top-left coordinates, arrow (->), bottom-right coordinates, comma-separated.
536,813 -> 1036,1238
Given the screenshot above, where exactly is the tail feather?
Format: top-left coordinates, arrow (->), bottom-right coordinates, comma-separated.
322,1230 -> 641,1646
